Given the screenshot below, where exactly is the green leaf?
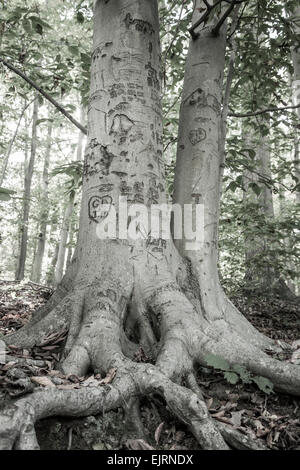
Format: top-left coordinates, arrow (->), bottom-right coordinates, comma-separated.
224,372 -> 239,385
252,376 -> 274,394
35,23 -> 43,35
76,11 -> 84,23
226,181 -> 238,193
232,364 -> 252,384
205,354 -> 230,372
242,148 -> 256,159
0,187 -> 16,201
22,18 -> 32,34
36,118 -> 52,126
80,52 -> 91,65
249,182 -> 262,196
68,45 -> 79,56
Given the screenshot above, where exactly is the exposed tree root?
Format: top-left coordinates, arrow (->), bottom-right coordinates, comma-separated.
1,251 -> 299,450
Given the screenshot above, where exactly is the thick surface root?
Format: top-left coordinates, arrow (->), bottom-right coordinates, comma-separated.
1,257 -> 299,450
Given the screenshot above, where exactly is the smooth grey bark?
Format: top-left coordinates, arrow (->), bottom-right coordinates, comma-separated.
242,119 -> 295,298
54,197 -> 74,285
54,106 -> 85,285
45,208 -> 61,286
242,117 -> 274,283
46,242 -> 59,287
31,117 -> 53,283
15,95 -> 39,281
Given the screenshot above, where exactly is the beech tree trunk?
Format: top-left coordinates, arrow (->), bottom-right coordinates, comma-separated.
242,117 -> 296,298
1,0 -> 300,451
54,106 -> 85,285
31,116 -> 53,284
291,5 -> 300,205
242,118 -> 274,284
15,95 -> 39,281
54,197 -> 74,285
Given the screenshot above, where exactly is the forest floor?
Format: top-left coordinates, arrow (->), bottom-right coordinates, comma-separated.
0,279 -> 299,450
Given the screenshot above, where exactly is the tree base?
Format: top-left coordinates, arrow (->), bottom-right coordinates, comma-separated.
0,249 -> 299,450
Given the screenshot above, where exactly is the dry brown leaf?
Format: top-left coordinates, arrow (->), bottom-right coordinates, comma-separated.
66,374 -> 81,383
256,428 -> 270,438
99,367 -> 117,385
155,422 -> 164,445
2,361 -> 17,371
48,370 -> 65,378
291,340 -> 300,350
126,439 -> 155,450
175,431 -> 185,443
169,444 -> 188,450
31,376 -> 56,388
83,375 -> 100,387
254,419 -> 264,430
215,416 -> 234,425
206,397 -> 213,409
230,410 -> 245,427
267,431 -> 273,447
212,410 -> 225,419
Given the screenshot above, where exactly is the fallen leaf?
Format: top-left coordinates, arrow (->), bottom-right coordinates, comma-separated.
206,397 -> 213,409
230,410 -> 245,427
175,431 -> 185,443
31,376 -> 56,388
126,439 -> 155,450
83,375 -> 100,387
99,368 -> 117,385
92,442 -> 106,450
155,422 -> 164,445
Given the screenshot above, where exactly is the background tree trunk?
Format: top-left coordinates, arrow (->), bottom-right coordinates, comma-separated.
291,5 -> 300,205
242,117 -> 274,286
15,95 -> 39,281
31,115 -> 53,283
54,106 -> 85,285
173,0 -> 228,321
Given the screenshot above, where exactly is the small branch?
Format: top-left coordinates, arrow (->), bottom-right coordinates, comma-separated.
189,0 -> 223,38
212,1 -> 236,36
189,0 -> 246,39
219,4 -> 242,189
229,103 -> 300,118
0,57 -> 87,135
163,0 -> 185,87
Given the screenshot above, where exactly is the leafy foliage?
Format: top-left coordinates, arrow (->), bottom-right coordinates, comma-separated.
205,354 -> 274,394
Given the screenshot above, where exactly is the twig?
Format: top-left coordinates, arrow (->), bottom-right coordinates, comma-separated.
189,0 -> 223,38
189,0 -> 246,39
229,103 -> 300,118
212,1 -> 237,36
219,4 -> 242,188
0,57 -> 87,135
